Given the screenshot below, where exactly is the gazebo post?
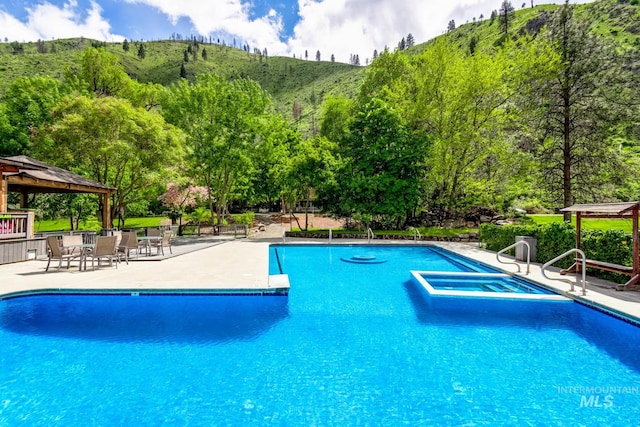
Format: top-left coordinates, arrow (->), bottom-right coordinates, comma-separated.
102,192 -> 112,230
575,211 -> 582,273
19,191 -> 28,208
0,175 -> 6,212
633,206 -> 639,276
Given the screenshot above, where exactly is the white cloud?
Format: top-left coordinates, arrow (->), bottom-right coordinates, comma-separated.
0,11 -> 41,42
0,0 -> 124,42
286,0 -> 488,63
125,0 -> 289,53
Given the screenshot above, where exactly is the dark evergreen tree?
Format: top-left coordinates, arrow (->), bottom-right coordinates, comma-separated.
406,33 -> 415,48
183,50 -> 189,63
37,39 -> 47,53
447,20 -> 456,32
316,50 -> 321,61
180,63 -> 187,79
498,1 -> 515,36
469,35 -> 478,55
137,43 -> 146,59
202,47 -> 207,61
123,38 -> 130,53
523,1 -> 636,215
490,10 -> 497,25
331,54 -> 335,62
398,37 -> 406,50
305,50 -> 308,60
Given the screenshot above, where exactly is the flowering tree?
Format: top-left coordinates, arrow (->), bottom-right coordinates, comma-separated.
158,182 -> 208,226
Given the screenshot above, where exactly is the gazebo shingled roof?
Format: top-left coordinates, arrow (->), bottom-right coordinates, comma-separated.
0,156 -> 115,229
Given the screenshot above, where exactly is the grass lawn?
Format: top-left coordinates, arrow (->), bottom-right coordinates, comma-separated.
34,216 -> 168,232
527,214 -> 632,233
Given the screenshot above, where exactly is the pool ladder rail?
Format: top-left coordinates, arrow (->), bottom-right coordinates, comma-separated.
496,240 -> 531,274
541,249 -> 587,296
367,228 -> 374,243
413,228 -> 422,243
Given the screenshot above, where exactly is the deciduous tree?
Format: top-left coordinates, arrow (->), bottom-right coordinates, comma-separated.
160,74 -> 271,224
32,95 -> 184,225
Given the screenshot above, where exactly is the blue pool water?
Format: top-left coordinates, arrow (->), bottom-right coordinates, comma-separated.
1,244 -> 639,425
420,273 -> 550,293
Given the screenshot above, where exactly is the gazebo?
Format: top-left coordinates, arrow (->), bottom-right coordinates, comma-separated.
560,202 -> 640,291
0,155 -> 115,232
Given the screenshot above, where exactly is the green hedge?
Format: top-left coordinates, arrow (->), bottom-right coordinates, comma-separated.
479,222 -> 632,283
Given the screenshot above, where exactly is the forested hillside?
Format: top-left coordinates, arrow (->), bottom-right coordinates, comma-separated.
0,0 -> 639,230
0,37 -> 365,137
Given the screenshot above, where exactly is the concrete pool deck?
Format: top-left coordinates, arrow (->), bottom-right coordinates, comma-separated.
0,231 -> 639,324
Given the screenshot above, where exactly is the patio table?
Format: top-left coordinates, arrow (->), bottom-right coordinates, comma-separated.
137,236 -> 161,256
62,243 -> 95,271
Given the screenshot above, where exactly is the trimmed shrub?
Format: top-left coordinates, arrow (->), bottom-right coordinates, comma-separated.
480,222 -> 633,283
479,223 -> 538,254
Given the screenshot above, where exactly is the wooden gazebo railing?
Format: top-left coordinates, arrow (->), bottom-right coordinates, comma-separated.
560,202 -> 640,291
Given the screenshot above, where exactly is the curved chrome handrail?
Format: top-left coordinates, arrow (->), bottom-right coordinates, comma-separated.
541,249 -> 587,296
496,241 -> 530,274
413,228 -> 422,243
367,228 -> 374,243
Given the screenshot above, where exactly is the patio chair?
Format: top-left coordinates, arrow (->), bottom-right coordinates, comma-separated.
113,230 -> 123,247
88,235 -> 118,270
45,235 -> 76,271
61,235 -> 83,257
117,232 -> 138,264
150,229 -> 173,256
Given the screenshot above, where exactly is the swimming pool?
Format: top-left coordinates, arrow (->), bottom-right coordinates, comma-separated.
1,244 -> 639,425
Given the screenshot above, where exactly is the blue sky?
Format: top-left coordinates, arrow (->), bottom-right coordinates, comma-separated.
0,0 -> 593,64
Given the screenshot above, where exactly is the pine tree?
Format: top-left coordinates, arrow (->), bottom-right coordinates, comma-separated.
406,33 -> 415,48
183,50 -> 189,63
398,37 -> 406,50
37,39 -> 47,54
331,54 -> 335,62
305,50 -> 308,60
202,47 -> 207,61
180,63 -> 187,79
316,50 -> 321,61
469,35 -> 478,55
490,10 -> 497,25
447,20 -> 456,32
498,1 -> 515,36
137,43 -> 146,59
123,38 -> 129,53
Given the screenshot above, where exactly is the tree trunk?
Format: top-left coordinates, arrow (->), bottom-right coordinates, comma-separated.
562,67 -> 572,222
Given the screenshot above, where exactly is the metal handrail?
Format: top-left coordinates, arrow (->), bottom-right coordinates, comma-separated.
329,228 -> 332,243
282,229 -> 286,243
541,249 -> 587,295
496,241 -> 530,274
367,228 -> 374,243
413,228 -> 422,243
